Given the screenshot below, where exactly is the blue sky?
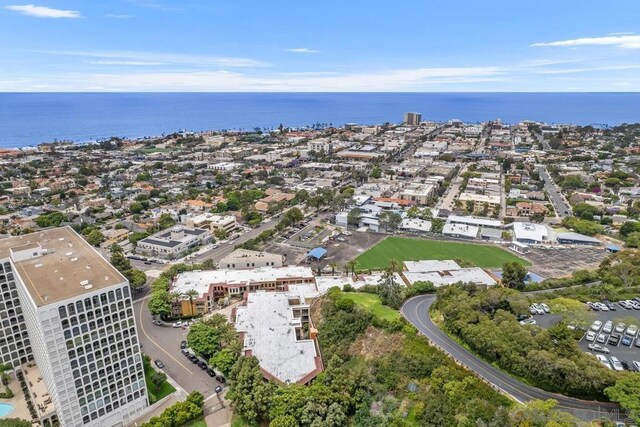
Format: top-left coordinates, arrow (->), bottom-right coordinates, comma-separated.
1,0 -> 639,91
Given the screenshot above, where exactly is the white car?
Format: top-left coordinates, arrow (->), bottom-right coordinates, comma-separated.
603,321 -> 613,334
615,323 -> 626,333
585,331 -> 597,342
610,356 -> 624,371
596,334 -> 607,344
596,354 -> 613,369
520,318 -> 537,326
172,321 -> 183,328
598,303 -> 609,312
540,303 -> 550,313
626,325 -> 638,336
590,321 -> 603,331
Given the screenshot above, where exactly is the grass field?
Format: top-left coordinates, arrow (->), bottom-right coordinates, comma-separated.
144,364 -> 176,401
355,237 -> 530,271
180,417 -> 206,427
342,292 -> 400,321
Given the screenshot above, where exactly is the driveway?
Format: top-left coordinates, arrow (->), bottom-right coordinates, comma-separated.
134,297 -> 224,399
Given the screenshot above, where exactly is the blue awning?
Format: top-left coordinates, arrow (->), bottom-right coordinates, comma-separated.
307,247 -> 327,260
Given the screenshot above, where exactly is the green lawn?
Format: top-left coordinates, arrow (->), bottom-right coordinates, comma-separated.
355,237 -> 530,271
144,364 -> 176,401
342,292 -> 400,321
180,417 -> 206,427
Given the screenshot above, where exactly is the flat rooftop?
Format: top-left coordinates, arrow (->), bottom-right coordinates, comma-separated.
0,227 -> 126,307
235,291 -> 319,384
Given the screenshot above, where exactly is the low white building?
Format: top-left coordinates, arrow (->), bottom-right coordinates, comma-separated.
219,249 -> 283,270
512,222 -> 548,244
442,223 -> 479,239
401,258 -> 496,288
137,225 -> 212,259
234,291 -> 323,385
400,218 -> 432,233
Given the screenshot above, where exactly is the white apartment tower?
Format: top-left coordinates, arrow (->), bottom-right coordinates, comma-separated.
0,227 -> 148,426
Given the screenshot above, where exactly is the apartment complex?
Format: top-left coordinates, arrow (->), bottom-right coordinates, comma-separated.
403,112 -> 422,126
0,227 -> 147,427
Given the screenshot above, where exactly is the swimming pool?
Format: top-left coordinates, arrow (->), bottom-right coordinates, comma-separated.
0,402 -> 15,417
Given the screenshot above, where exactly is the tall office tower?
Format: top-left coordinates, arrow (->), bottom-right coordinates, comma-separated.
403,112 -> 422,126
0,227 -> 148,426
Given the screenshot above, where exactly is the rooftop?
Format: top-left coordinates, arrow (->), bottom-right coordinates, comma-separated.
235,291 -> 320,384
0,227 -> 126,307
403,267 -> 496,288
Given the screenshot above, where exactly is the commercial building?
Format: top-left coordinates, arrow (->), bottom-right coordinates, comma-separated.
458,193 -> 501,212
136,225 -> 212,260
399,183 -> 437,206
170,266 -> 315,315
511,222 -> 549,245
556,232 -> 602,246
442,223 -> 479,239
233,290 -> 323,385
184,213 -> 237,234
0,227 -> 147,427
401,259 -> 496,288
219,249 -> 283,270
403,112 -> 422,126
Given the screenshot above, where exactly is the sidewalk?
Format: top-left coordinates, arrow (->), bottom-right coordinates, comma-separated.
204,392 -> 233,427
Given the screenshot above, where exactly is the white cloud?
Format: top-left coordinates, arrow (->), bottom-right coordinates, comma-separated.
35,49 -> 269,68
105,14 -> 134,19
0,66 -> 505,92
4,4 -> 81,18
532,35 -> 640,49
286,48 -> 320,54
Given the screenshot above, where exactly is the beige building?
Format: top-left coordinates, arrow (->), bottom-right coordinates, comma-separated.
219,249 -> 283,270
399,183 -> 436,206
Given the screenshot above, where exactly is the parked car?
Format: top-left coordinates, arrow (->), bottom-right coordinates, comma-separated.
154,360 -> 165,369
621,335 -> 633,346
198,361 -> 207,370
180,340 -> 187,349
587,302 -> 600,311
626,325 -> 638,336
596,334 -> 607,344
181,348 -> 189,356
619,300 -> 632,309
172,321 -> 183,328
206,368 -> 215,377
632,361 -> 640,372
152,320 -> 162,326
214,385 -> 223,394
610,356 -> 624,371
216,375 -> 226,383
635,338 -> 640,348
596,354 -> 612,369
590,321 -> 603,331
621,360 -> 631,371
609,334 -> 621,346
603,321 -> 614,334
540,303 -> 550,313
585,331 -> 597,342
615,323 -> 626,333
529,306 -> 537,315
520,318 -> 537,326
588,343 -> 610,354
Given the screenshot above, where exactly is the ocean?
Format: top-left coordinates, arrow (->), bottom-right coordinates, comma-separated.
1,92 -> 640,148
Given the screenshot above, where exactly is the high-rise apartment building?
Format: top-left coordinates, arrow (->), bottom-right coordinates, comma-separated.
0,227 -> 148,426
403,112 -> 422,126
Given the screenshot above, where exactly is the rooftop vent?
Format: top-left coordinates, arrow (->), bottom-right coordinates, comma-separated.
70,258 -> 78,262
80,280 -> 89,286
34,263 -> 43,268
65,252 -> 73,256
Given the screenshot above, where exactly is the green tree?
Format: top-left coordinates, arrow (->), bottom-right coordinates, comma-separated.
378,266 -> 404,309
378,211 -> 402,233
150,371 -> 167,391
185,288 -> 200,317
86,229 -> 105,246
148,290 -> 171,317
126,269 -> 147,290
158,213 -> 176,230
509,399 -> 581,427
370,166 -> 382,179
227,356 -> 275,425
210,347 -> 239,376
502,262 -> 527,289
625,231 -> 640,248
606,374 -> 640,423
129,201 -> 144,214
347,208 -> 363,227
620,221 -> 640,237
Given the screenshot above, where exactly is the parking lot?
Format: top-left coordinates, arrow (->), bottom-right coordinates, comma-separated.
526,246 -> 608,278
578,301 -> 640,369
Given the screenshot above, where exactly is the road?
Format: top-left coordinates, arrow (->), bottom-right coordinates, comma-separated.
134,296 -> 224,399
536,165 -> 572,218
401,295 -> 623,421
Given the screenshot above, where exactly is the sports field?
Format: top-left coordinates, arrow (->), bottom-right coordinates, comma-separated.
355,237 -> 530,271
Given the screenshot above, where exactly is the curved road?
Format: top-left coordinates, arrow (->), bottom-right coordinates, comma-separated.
401,295 -> 622,421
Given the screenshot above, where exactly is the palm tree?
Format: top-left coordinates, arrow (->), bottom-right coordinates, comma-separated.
388,258 -> 401,274
328,261 -> 338,276
170,291 -> 183,316
185,289 -> 200,318
345,260 -> 357,278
